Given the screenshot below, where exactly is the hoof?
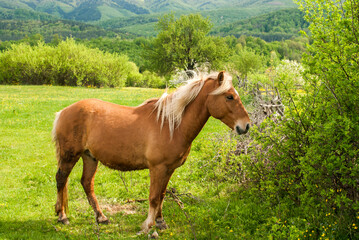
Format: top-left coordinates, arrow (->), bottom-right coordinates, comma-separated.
139,224 -> 151,235
150,230 -> 159,239
137,229 -> 159,239
98,219 -> 110,225
155,219 -> 168,230
97,216 -> 110,225
58,217 -> 70,225
137,230 -> 146,236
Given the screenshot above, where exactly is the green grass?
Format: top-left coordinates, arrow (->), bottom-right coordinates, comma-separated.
0,85 -> 246,239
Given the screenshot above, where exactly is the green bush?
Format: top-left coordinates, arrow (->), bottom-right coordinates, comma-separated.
125,70 -> 167,88
235,0 -> 359,238
0,38 -> 139,87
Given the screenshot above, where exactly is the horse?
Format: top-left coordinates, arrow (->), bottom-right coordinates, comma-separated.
52,71 -> 250,233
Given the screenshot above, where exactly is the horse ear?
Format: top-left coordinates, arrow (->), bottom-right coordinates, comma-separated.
217,71 -> 225,85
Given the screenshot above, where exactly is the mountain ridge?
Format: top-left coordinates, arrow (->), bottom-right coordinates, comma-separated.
0,0 -> 296,22
0,0 -> 303,43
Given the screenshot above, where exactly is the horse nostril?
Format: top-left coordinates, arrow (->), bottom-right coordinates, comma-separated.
236,126 -> 241,135
236,124 -> 250,135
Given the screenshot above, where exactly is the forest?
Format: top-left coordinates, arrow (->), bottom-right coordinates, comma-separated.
0,7 -> 308,87
0,0 -> 358,239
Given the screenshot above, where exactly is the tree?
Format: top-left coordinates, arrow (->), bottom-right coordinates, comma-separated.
228,45 -> 265,88
240,0 -> 359,238
144,13 -> 230,76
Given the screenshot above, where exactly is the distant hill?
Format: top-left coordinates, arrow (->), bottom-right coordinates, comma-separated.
0,0 -> 296,22
98,2 -> 298,37
212,8 -> 309,41
0,0 -> 304,42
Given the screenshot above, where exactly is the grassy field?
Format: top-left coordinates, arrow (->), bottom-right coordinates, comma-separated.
0,85 -> 247,239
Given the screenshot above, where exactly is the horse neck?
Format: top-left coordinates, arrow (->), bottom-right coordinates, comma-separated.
177,83 -> 212,143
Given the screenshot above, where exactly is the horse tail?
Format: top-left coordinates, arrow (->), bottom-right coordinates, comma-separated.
52,110 -> 69,214
52,111 -> 62,169
52,111 -> 61,144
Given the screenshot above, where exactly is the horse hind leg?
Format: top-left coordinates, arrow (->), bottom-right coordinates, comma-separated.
81,151 -> 109,224
55,154 -> 79,225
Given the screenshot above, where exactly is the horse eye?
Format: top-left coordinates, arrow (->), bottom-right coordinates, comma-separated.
226,95 -> 234,100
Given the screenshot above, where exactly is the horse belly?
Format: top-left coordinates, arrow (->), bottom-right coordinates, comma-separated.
101,158 -> 148,171
89,139 -> 148,171
101,152 -> 148,171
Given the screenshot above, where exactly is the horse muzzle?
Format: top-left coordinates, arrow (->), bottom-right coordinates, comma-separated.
236,123 -> 250,135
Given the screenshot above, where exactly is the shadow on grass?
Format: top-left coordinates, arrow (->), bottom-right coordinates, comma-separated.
0,215 -> 147,240
0,219 -> 70,239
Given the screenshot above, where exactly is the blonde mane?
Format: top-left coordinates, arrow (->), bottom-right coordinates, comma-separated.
154,72 -> 233,137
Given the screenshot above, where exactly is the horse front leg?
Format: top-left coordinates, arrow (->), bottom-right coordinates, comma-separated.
141,165 -> 174,233
155,190 -> 169,230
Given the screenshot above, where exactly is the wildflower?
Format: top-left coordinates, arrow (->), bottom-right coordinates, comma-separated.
229,230 -> 233,233
322,233 -> 325,237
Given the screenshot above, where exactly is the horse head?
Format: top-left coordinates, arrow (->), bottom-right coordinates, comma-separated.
206,71 -> 250,135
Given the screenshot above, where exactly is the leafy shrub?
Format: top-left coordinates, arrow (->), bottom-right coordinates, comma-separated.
125,70 -> 167,88
141,70 -> 167,88
235,0 -> 359,238
126,72 -> 144,87
0,38 -> 139,87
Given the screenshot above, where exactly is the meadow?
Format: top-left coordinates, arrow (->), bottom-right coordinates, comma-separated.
0,85 -> 247,240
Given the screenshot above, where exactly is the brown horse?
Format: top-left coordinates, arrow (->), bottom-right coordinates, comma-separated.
52,71 -> 250,233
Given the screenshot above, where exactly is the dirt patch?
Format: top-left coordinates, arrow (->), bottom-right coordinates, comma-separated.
103,203 -> 138,215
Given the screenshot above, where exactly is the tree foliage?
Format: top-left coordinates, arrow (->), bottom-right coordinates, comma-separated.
144,13 -> 230,75
0,38 -> 139,87
0,19 -> 136,42
235,0 -> 359,238
76,37 -> 149,71
228,45 -> 265,81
